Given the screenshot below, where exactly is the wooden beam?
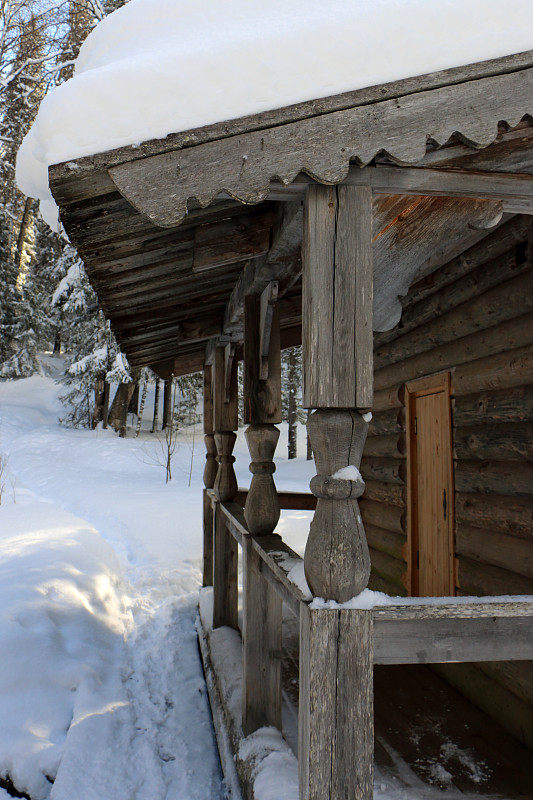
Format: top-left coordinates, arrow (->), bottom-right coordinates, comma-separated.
193,208 -> 274,272
373,600 -> 533,664
269,165 -> 533,211
302,183 -> 373,408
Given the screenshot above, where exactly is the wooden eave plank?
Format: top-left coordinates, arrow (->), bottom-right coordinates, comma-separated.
48,49 -> 533,191
108,68 -> 533,227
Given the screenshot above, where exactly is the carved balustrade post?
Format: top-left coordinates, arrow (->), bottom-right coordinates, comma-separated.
242,290 -> 283,735
212,344 -> 239,630
299,182 -> 374,800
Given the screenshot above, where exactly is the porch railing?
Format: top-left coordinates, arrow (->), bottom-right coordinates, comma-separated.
206,488 -> 533,800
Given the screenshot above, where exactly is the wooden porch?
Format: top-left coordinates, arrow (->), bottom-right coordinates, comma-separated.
47,49 -> 533,800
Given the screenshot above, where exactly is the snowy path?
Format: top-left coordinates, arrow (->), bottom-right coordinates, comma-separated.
0,375 -> 226,800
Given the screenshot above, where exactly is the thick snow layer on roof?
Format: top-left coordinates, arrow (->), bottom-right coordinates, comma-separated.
17,0 -> 533,229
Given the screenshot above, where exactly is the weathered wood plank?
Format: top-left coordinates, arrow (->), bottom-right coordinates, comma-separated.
242,537 -> 282,735
299,606 -> 373,800
373,603 -> 533,664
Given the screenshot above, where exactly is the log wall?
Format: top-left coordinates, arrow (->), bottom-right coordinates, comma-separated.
361,214 -> 533,748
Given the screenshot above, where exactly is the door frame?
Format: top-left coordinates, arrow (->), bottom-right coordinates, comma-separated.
405,372 -> 455,597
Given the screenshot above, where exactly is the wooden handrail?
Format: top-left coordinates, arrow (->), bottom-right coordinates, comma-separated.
234,488 -> 316,510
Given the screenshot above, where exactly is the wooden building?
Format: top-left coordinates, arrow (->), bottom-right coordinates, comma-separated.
47,50 -> 533,799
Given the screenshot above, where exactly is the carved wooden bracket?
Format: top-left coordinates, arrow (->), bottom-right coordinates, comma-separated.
259,281 -> 278,381
224,342 -> 236,404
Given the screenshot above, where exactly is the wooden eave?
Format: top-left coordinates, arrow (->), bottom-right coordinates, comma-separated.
48,50 -> 533,377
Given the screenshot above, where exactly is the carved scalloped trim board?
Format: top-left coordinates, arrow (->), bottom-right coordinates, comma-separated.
109,68 -> 533,228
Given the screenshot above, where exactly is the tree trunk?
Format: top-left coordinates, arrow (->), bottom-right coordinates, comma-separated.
92,375 -> 106,429
135,381 -> 148,437
162,378 -> 172,429
152,379 -> 161,432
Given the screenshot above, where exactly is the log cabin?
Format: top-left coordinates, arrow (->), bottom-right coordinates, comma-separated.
43,48 -> 533,799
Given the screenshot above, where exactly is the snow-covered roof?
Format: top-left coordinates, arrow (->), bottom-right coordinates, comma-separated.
16,0 -> 533,228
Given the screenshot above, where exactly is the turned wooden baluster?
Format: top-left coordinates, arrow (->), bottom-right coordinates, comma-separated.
300,182 -> 374,800
242,290 -> 282,734
305,408 -> 370,601
202,363 -> 217,586
212,344 -> 239,630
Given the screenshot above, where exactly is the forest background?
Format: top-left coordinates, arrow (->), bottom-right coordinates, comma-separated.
0,0 -> 306,456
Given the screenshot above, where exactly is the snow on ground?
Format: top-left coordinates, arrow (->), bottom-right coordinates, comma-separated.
0,373 -> 227,800
0,370 -> 498,799
17,0 -> 533,228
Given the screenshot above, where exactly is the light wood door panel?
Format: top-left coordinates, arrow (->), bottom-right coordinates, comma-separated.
406,374 -> 455,597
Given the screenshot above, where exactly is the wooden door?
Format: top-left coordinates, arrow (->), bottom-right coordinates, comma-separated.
406,373 -> 455,597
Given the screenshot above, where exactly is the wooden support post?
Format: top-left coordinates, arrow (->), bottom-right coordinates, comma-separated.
241,291 -> 283,734
203,363 -> 217,587
212,344 -> 239,629
299,605 -> 374,800
302,183 -> 374,602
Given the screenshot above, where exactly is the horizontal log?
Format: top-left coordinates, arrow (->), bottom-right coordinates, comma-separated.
400,215 -> 532,309
376,247 -> 529,355
367,407 -> 405,437
455,492 -> 533,538
234,490 -> 316,511
369,547 -> 406,589
457,556 -> 533,596
453,341 -> 533,396
375,270 -> 533,372
360,457 -> 406,485
375,314 -> 533,394
359,499 -> 406,535
453,384 -> 533,426
476,661 -> 533,709
362,480 -> 406,508
363,433 -> 406,458
368,573 -> 407,598
372,384 -> 404,412
373,603 -> 533,664
364,523 -> 406,561
454,422 -> 533,462
455,459 -> 533,497
456,523 -> 533,580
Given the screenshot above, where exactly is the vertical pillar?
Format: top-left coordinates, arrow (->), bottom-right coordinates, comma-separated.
212,344 -> 239,630
299,605 -> 373,800
300,182 -> 374,800
202,363 -> 217,586
242,291 -> 283,735
302,182 -> 374,602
